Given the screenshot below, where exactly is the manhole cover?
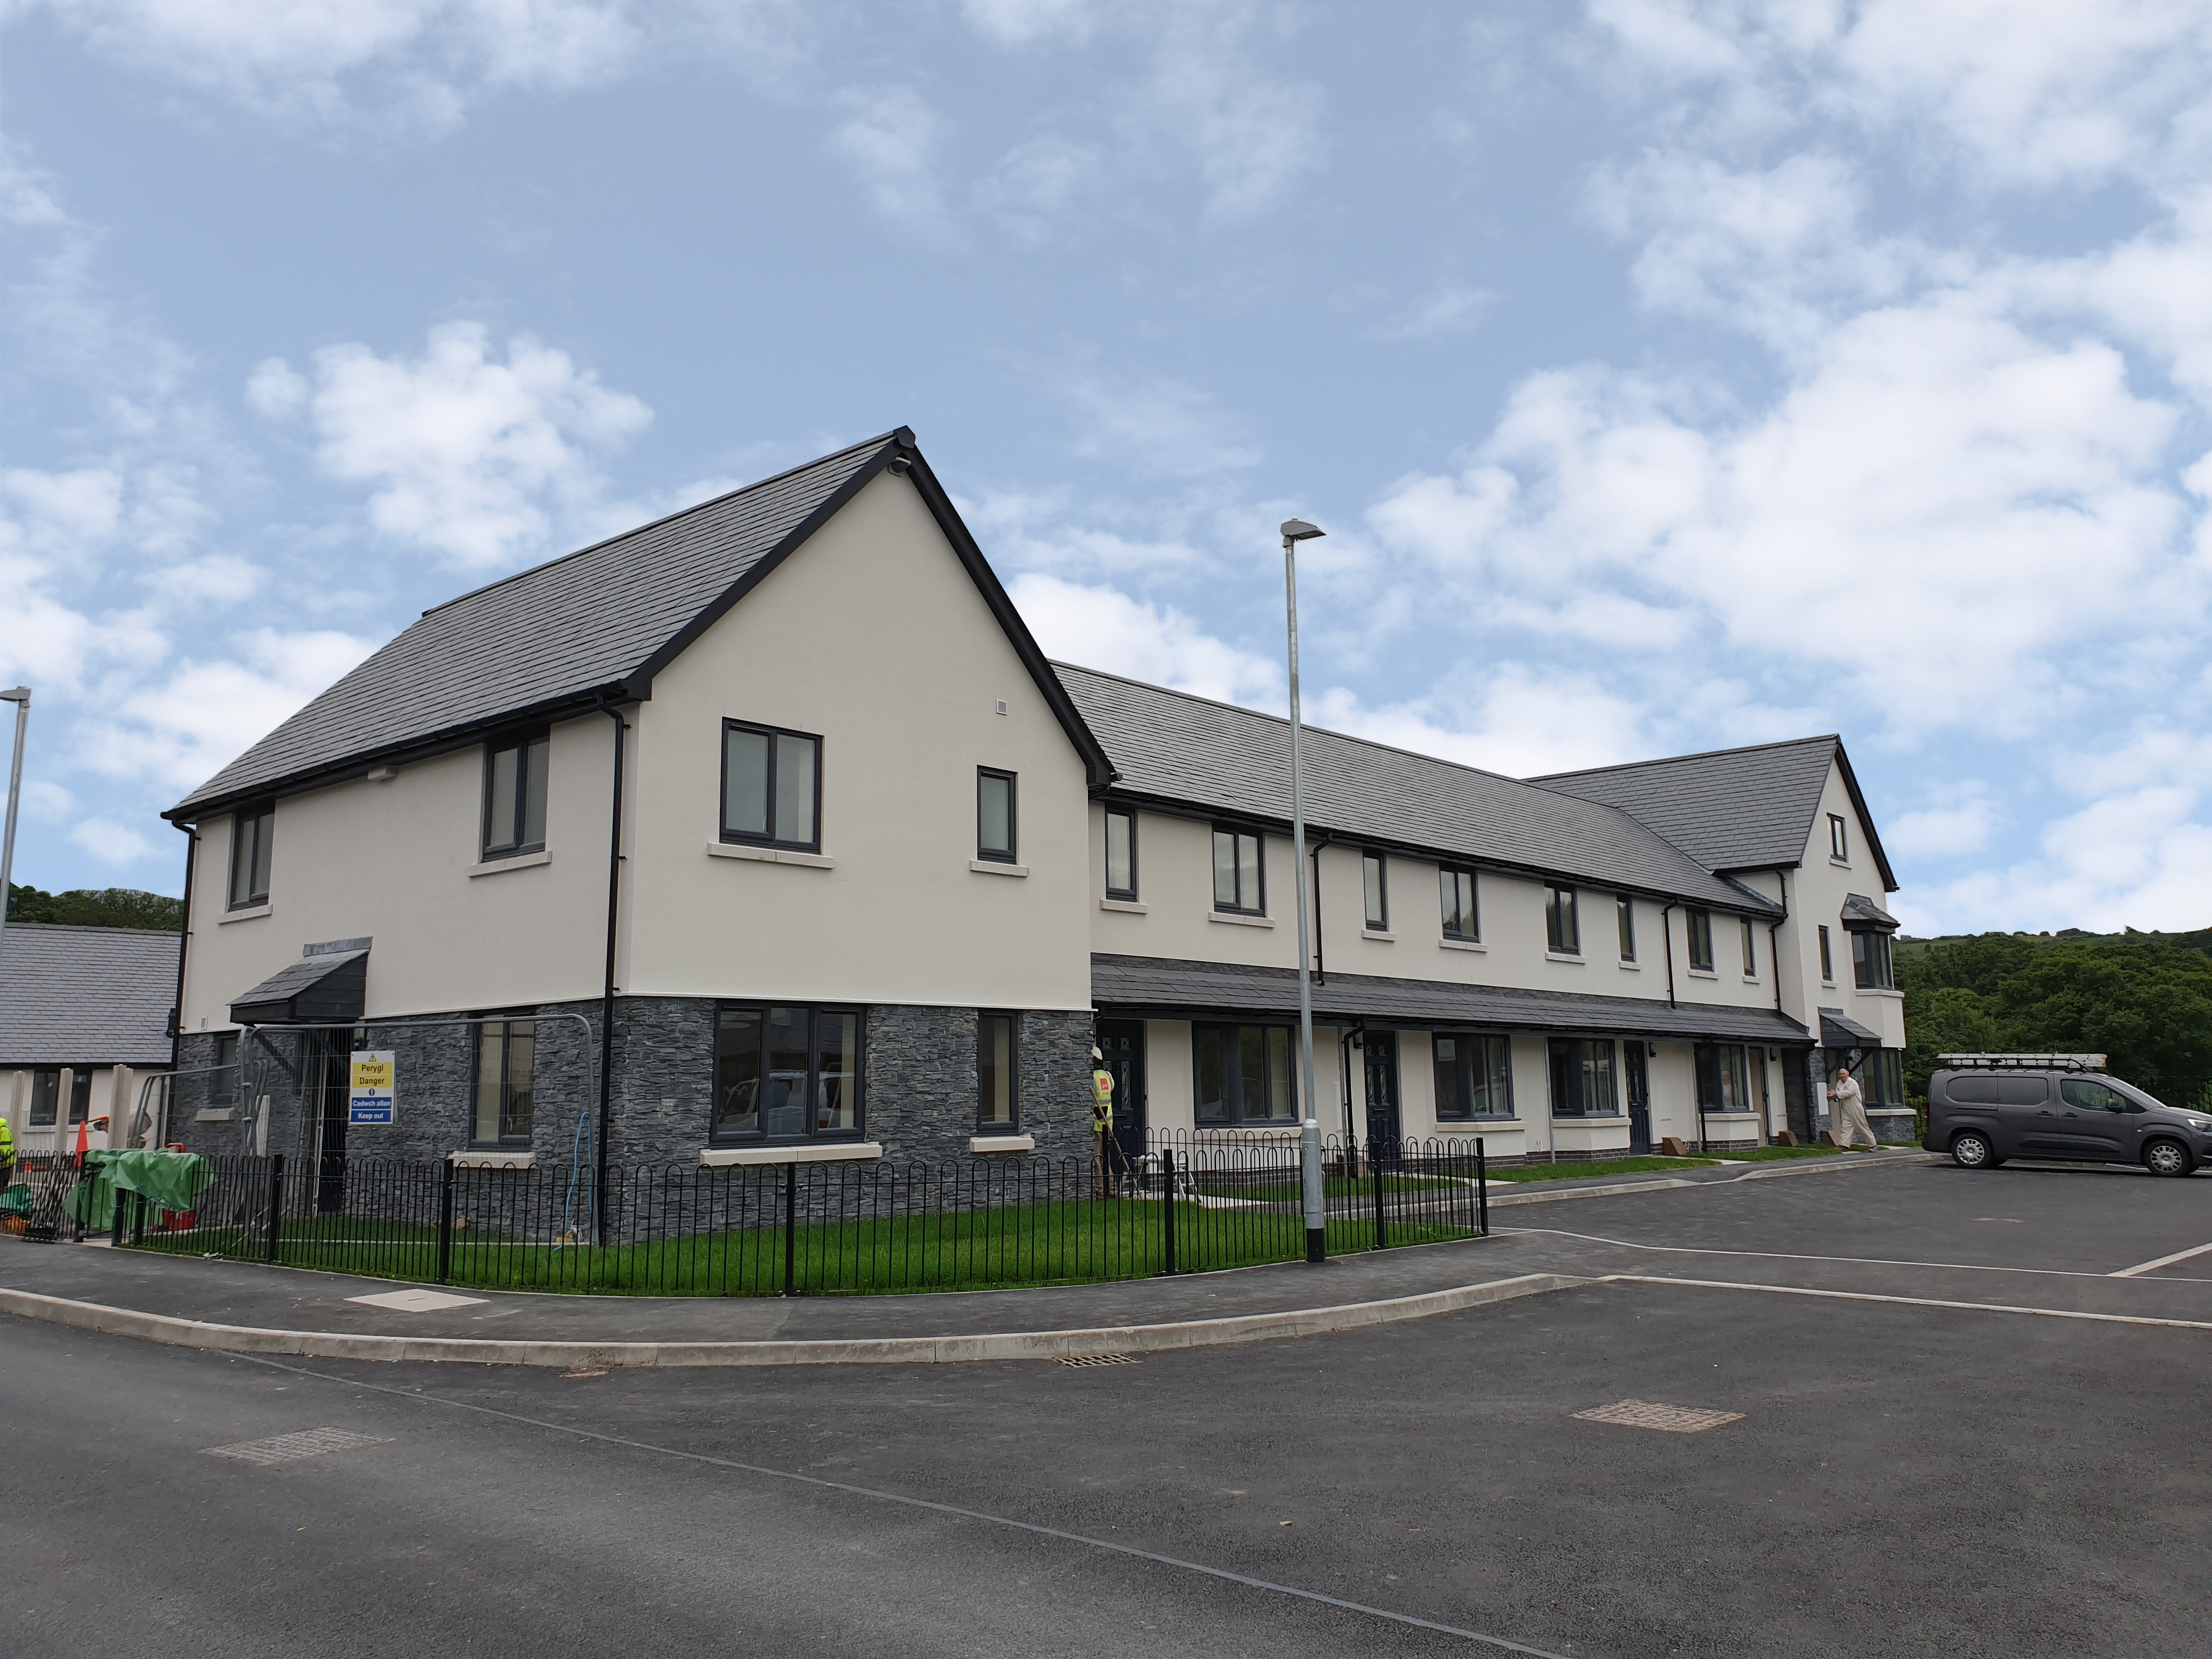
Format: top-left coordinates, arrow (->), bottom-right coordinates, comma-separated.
202,1427 -> 394,1465
1058,1353 -> 1139,1368
1572,1400 -> 1743,1433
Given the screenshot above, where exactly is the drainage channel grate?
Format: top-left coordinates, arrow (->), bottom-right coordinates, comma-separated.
1058,1353 -> 1139,1368
202,1427 -> 394,1465
1572,1400 -> 1743,1434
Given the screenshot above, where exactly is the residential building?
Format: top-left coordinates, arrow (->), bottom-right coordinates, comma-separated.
1,923 -> 180,1156
160,428 -> 1906,1173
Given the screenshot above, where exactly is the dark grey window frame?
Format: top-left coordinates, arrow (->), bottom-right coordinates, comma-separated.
1439,865 -> 1478,941
1616,894 -> 1636,962
481,727 -> 551,860
710,1002 -> 867,1144
1686,908 -> 1716,972
28,1067 -> 60,1127
211,1033 -> 240,1104
1432,1030 -> 1516,1121
1192,1021 -> 1298,1125
1818,924 -> 1835,982
978,1010 -> 1020,1132
1104,806 -> 1138,900
1829,813 -> 1849,859
1547,885 -> 1581,955
1211,826 -> 1266,916
1695,1041 -> 1756,1114
1363,851 -> 1389,932
1547,1036 -> 1620,1119
1740,917 -> 1758,977
228,801 -> 274,910
720,719 -> 824,854
1852,928 -> 1894,990
977,767 -> 1019,864
470,1017 -> 537,1147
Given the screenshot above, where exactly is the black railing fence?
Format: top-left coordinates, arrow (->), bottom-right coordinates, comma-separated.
117,1132 -> 1487,1297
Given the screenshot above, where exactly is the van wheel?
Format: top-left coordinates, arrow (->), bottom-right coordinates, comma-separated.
2143,1138 -> 2194,1177
1950,1130 -> 1994,1169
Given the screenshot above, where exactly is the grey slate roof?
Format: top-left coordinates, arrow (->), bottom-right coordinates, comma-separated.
1533,736 -> 1899,891
1818,1008 -> 1883,1048
1094,953 -> 1811,1045
0,924 -> 179,1067
229,949 -> 368,1026
1055,664 -> 1778,915
1840,893 -> 1899,930
174,433 -> 900,816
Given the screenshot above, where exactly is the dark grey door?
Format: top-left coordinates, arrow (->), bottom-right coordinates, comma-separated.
1999,1074 -> 2073,1155
1363,1032 -> 1400,1149
1626,1043 -> 1651,1154
1097,1020 -> 1146,1169
2057,1077 -> 2129,1159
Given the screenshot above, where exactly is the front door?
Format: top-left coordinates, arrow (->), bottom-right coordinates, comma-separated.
1363,1031 -> 1400,1151
1626,1044 -> 1651,1154
1096,1020 -> 1146,1170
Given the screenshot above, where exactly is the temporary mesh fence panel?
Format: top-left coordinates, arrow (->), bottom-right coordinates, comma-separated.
120,1132 -> 1487,1296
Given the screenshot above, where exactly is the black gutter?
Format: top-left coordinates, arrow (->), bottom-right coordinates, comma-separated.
595,702 -> 629,1245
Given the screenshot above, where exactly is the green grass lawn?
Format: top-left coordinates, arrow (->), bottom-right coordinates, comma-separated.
128,1196 -> 1479,1297
1195,1173 -> 1470,1201
1484,1155 -> 1719,1183
1707,1144 -> 1844,1161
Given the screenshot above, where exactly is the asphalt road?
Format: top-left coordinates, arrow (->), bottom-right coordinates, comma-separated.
8,1161 -> 2209,1658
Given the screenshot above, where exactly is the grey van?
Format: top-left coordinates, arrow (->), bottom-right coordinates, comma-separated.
1922,1059 -> 2212,1176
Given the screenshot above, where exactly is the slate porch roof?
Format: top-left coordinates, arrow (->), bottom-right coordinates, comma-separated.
1533,736 -> 1899,892
1094,953 -> 1812,1046
171,430 -> 1110,819
1056,663 -> 1780,915
0,924 -> 179,1068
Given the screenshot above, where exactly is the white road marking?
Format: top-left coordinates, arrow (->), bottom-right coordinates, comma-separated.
1502,1224 -> 2173,1282
2110,1240 -> 2212,1279
1602,1274 -> 2212,1331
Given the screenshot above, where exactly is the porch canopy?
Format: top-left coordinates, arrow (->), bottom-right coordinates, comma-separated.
1094,953 -> 1812,1046
229,943 -> 369,1026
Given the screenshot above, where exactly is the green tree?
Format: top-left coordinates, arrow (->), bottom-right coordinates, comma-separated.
5,883 -> 183,930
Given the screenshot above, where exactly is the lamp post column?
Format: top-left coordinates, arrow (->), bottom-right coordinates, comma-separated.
1280,522 -> 1326,1264
0,687 -> 30,974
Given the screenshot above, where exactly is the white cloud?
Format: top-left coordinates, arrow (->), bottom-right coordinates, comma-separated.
1886,794 -> 1998,861
255,321 -> 653,567
23,781 -> 75,822
1009,572 -> 1281,708
1378,285 -> 1497,342
1058,368 -> 1261,479
1313,668 -> 1654,781
827,85 -> 952,239
69,815 -> 155,864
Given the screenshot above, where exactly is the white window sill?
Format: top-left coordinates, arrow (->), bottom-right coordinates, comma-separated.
1695,1112 -> 1760,1124
1857,986 -> 1904,1000
708,841 -> 836,868
969,1134 -> 1035,1154
449,1149 -> 534,1169
1830,857 -> 1851,868
1742,975 -> 1760,985
1435,1120 -> 1519,1132
1545,951 -> 1584,964
1210,911 -> 1273,928
1360,928 -> 1395,941
1438,937 -> 1485,952
970,859 -> 1029,877
1099,898 -> 1147,913
1820,980 -> 1839,990
1617,960 -> 1641,971
1686,968 -> 1719,980
218,904 -> 272,925
469,850 -> 551,878
699,1141 -> 883,1167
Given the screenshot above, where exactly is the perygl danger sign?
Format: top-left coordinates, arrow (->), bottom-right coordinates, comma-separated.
348,1050 -> 396,1125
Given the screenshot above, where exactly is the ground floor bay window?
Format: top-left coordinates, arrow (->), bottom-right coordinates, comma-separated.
1434,1032 -> 1514,1120
1194,1023 -> 1297,1126
1548,1037 -> 1618,1117
713,1004 -> 864,1142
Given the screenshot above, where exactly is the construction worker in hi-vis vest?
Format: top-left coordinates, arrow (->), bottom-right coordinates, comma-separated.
1091,1048 -> 1115,1195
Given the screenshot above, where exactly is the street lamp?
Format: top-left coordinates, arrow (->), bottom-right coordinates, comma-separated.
1279,520 -> 1327,1265
0,686 -> 29,973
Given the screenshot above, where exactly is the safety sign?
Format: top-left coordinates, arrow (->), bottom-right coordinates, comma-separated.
348,1050 -> 397,1125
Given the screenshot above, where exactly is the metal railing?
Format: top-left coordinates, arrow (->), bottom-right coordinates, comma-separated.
115,1132 -> 1488,1296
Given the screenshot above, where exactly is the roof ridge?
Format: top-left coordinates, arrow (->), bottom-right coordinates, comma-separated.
2,921 -> 182,938
1530,733 -> 1839,782
422,430 -> 903,618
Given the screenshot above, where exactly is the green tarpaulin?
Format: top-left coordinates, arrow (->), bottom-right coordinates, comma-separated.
64,1148 -> 213,1231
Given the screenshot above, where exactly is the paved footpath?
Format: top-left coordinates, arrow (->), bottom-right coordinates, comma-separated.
14,1148 -> 2204,1363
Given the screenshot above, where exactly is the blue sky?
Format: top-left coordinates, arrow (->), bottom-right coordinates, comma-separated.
4,1 -> 2211,934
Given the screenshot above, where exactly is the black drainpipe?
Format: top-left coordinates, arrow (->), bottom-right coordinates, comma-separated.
1768,868 -> 1789,1015
1308,835 -> 1333,986
1661,902 -> 1678,1011
167,821 -> 196,1072
596,701 -> 629,1244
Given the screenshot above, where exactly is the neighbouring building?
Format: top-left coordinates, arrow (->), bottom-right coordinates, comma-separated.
160,428 -> 1906,1174
1,922 -> 180,1156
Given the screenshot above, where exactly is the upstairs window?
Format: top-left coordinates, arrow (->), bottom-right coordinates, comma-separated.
1104,806 -> 1138,899
1852,929 -> 1894,990
977,768 -> 1018,863
1212,827 -> 1264,914
1616,895 -> 1636,962
1741,918 -> 1758,977
1440,867 -> 1478,941
723,720 -> 821,852
1546,885 -> 1580,955
1435,1032 -> 1514,1120
1818,924 -> 1835,983
1686,909 -> 1715,972
482,731 -> 550,859
471,1019 -> 536,1146
978,1013 -> 1019,1130
229,802 -> 274,909
1829,813 -> 1849,860
1363,853 -> 1389,931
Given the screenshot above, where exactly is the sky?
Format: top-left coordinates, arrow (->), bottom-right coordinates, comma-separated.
3,0 -> 2211,936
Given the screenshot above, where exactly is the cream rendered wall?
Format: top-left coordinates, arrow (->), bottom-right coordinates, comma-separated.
177,719 -> 614,1034
625,472 -> 1092,1012
1761,761 -> 1906,1056
0,1065 -> 137,1154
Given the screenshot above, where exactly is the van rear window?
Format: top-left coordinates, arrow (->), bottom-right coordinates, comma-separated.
1997,1077 -> 2047,1105
1946,1076 -> 1999,1104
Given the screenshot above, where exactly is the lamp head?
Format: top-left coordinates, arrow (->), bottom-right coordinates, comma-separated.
0,687 -> 29,704
1279,518 -> 1324,543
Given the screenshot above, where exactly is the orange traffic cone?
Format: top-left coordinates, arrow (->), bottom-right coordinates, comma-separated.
72,1118 -> 89,1166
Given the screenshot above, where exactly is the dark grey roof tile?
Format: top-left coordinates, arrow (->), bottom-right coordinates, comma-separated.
0,924 -> 179,1066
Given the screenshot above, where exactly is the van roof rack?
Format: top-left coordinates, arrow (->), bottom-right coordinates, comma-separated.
1938,1053 -> 2106,1072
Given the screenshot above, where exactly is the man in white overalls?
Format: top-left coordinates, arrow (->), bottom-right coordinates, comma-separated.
1827,1065 -> 1877,1150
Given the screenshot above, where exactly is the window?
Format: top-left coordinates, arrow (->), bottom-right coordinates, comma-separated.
721,721 -> 821,851
1741,918 -> 1758,977
978,1013 -> 1019,1130
1852,929 -> 1894,990
1819,924 -> 1835,982
1686,909 -> 1714,972
28,1068 -> 59,1127
1104,807 -> 1138,900
212,1033 -> 240,1104
1617,896 -> 1636,962
977,768 -> 1018,863
1193,1023 -> 1296,1124
2061,1077 -> 2132,1114
1434,1033 -> 1514,1120
482,731 -> 550,859
1695,1043 -> 1754,1113
1866,1050 -> 1905,1107
1829,814 -> 1849,860
1363,853 -> 1389,931
1547,1038 -> 1617,1118
229,802 -> 274,909
1212,827 -> 1264,914
713,1004 -> 864,1141
1547,885 -> 1580,954
1440,867 -> 1478,941
471,1020 -> 536,1146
